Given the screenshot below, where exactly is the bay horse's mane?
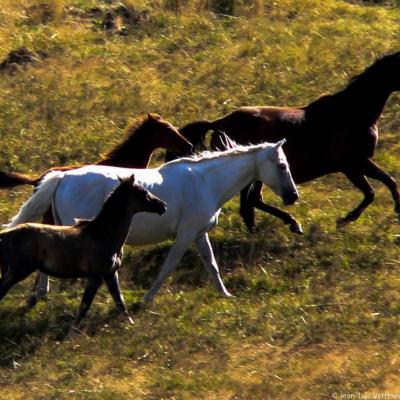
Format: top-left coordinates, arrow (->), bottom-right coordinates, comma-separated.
305,52 -> 400,113
346,51 -> 400,88
100,117 -> 151,163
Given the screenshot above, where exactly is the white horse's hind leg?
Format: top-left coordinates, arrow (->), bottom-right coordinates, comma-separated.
194,233 -> 232,297
143,234 -> 195,303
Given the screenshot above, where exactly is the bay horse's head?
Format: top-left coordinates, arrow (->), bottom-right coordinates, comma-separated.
146,113 -> 193,154
256,139 -> 299,206
117,175 -> 167,216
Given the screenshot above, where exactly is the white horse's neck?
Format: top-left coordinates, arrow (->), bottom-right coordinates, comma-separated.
187,149 -> 260,208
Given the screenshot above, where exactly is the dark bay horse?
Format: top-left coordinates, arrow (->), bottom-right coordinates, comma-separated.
178,52 -> 400,233
0,113 -> 192,190
0,175 -> 166,331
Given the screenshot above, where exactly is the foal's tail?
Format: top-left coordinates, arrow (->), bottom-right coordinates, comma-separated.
5,171 -> 64,228
0,170 -> 39,189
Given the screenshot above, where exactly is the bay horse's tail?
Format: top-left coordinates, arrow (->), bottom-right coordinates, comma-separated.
165,120 -> 215,161
0,170 -> 39,189
5,171 -> 64,228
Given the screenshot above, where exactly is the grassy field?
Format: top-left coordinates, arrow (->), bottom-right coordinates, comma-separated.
0,0 -> 400,398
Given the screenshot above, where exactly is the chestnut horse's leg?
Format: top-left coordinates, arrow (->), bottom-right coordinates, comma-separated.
337,171 -> 375,227
364,159 -> 400,217
104,270 -> 133,324
194,233 -> 232,297
244,181 -> 303,234
71,275 -> 103,332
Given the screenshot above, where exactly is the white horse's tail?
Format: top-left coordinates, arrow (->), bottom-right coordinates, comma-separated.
5,171 -> 64,228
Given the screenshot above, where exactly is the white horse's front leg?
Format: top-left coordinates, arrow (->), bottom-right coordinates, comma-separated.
143,234 -> 195,303
26,272 -> 50,309
194,233 -> 232,297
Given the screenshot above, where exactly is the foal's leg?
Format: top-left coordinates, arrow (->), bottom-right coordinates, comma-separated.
26,272 -> 50,310
247,181 -> 303,234
364,159 -> 400,218
71,275 -> 103,331
194,233 -> 232,297
0,268 -> 33,302
143,233 -> 195,303
27,208 -> 54,309
104,270 -> 133,324
337,171 -> 375,227
0,274 -> 22,301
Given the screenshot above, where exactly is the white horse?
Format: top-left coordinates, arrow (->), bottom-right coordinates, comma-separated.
7,140 -> 299,305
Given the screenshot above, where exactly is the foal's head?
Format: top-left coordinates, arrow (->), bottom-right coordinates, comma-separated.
117,175 -> 167,216
256,140 -> 299,206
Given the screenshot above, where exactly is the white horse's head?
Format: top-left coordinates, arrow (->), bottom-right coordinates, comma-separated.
256,139 -> 299,205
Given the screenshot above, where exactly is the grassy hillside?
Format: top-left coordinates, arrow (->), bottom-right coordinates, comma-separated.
0,0 -> 400,398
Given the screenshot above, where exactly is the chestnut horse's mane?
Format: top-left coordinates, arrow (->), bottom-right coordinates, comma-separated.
100,117 -> 150,162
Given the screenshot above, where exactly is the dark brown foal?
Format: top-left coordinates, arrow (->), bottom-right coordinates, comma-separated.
0,175 -> 166,331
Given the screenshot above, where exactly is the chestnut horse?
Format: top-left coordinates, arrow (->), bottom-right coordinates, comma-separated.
0,113 -> 192,190
176,52 -> 400,233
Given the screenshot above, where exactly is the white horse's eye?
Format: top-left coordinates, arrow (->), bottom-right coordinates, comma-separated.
279,163 -> 287,170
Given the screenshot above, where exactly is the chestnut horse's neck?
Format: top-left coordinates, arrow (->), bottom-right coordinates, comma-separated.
96,121 -> 156,168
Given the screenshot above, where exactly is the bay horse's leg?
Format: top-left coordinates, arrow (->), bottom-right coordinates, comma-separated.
143,233 -> 195,303
194,233 -> 232,297
337,172 -> 375,227
364,159 -> 400,218
239,183 -> 257,232
248,181 -> 303,234
71,275 -> 103,332
27,207 -> 54,309
104,270 -> 133,324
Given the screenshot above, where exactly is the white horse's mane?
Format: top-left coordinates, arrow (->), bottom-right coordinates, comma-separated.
163,133 -> 274,167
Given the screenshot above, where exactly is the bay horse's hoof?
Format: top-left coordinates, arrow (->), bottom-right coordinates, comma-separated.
336,217 -> 352,229
289,222 -> 303,235
67,325 -> 82,337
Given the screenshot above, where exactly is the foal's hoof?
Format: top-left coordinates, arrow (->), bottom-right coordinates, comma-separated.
289,222 -> 303,235
25,295 -> 38,311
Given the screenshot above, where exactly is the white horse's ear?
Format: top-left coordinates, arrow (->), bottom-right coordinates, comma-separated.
274,139 -> 286,149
